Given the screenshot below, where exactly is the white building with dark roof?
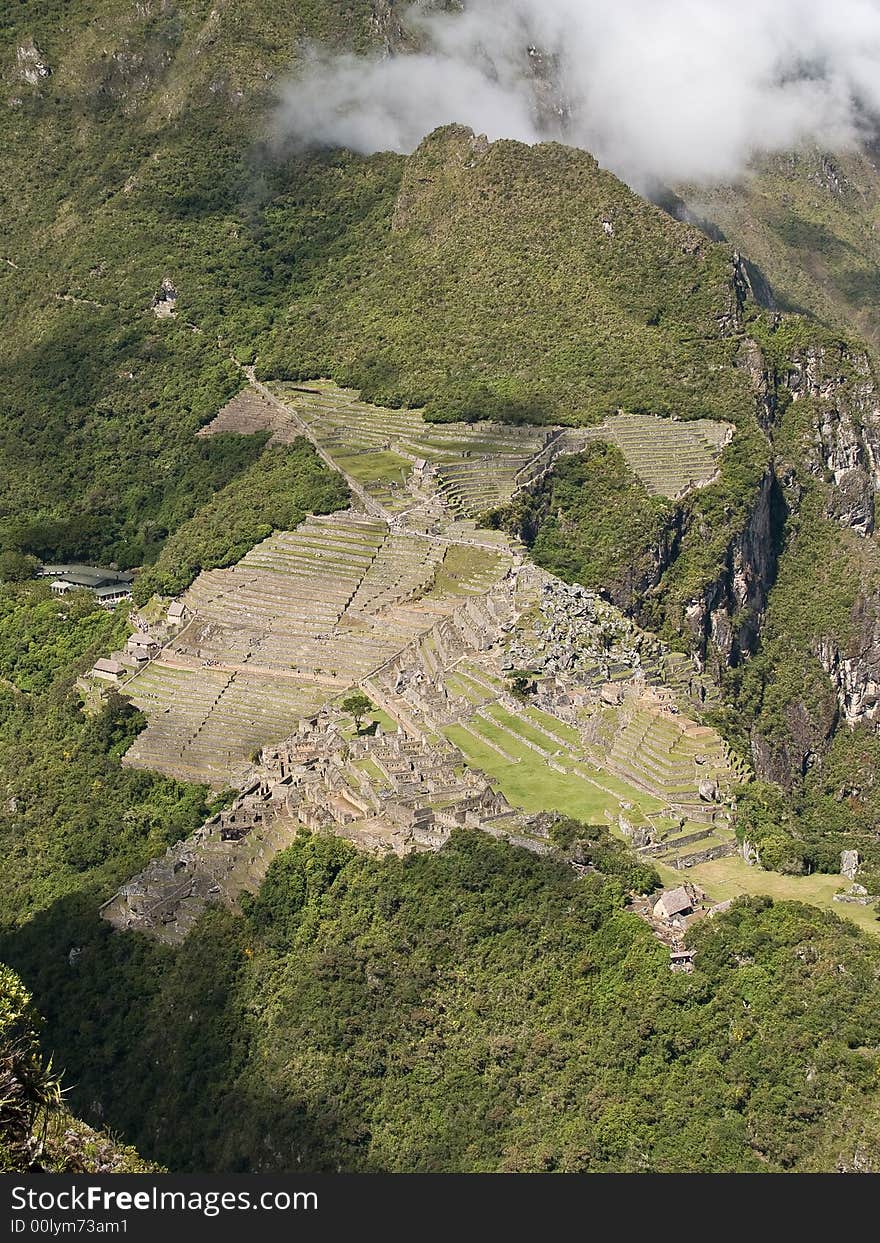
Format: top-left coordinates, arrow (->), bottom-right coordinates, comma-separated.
40,564 -> 133,608
91,658 -> 126,684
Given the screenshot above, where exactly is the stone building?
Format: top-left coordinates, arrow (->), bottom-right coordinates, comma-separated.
91,657 -> 126,684
653,886 -> 694,922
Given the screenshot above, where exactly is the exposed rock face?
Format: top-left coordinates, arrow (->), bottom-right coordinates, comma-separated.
749,693 -> 838,790
841,849 -> 861,880
785,345 -> 880,536
737,337 -> 780,431
15,38 -> 51,86
816,593 -> 880,727
738,333 -> 880,534
152,278 -> 178,318
681,467 -> 780,676
732,333 -> 880,773
369,1 -> 409,52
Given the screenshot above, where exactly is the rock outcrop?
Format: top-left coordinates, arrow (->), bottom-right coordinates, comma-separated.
680,467 -> 780,675
816,592 -> 880,728
15,38 -> 51,87
785,344 -> 880,537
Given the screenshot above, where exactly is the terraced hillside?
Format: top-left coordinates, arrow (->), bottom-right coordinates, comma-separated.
429,647 -> 739,870
197,379 -> 733,511
123,511 -> 506,785
107,377 -> 744,935
598,413 -> 732,497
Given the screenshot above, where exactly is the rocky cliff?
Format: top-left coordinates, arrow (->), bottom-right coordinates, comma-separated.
679,466 -> 780,677
816,593 -> 880,729
784,343 -> 880,536
625,326 -> 880,777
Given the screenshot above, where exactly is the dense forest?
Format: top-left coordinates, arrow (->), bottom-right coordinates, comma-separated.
0,962 -> 156,1173
1,589 -> 879,1173
5,822 -> 880,1173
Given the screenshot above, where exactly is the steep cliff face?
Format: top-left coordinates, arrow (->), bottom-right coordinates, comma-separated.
750,693 -> 839,790
681,467 -> 780,676
640,328 -> 880,771
816,594 -> 880,728
723,329 -> 880,781
784,344 -> 880,537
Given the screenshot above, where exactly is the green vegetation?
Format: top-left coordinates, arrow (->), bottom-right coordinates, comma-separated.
0,2 -> 401,568
258,127 -> 753,427
505,669 -> 537,700
492,443 -> 674,609
686,147 -> 880,355
4,831 -> 880,1171
0,583 -> 214,927
657,854 -> 880,938
0,551 -> 38,583
0,961 -> 62,1171
0,962 -> 155,1172
425,545 -> 507,598
443,721 -> 652,824
732,749 -> 880,898
132,440 -> 349,601
1,578 -> 880,1173
6,0 -> 880,1178
341,691 -> 374,735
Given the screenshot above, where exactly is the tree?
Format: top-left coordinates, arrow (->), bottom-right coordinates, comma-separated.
341,691 -> 374,734
0,552 -> 38,583
506,669 -> 536,700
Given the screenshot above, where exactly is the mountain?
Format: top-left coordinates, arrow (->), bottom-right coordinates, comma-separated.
682,145 -> 880,354
0,963 -> 157,1172
4,0 -> 880,1175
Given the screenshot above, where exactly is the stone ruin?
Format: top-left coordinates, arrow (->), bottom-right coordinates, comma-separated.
152,278 -> 178,319
99,379 -> 744,943
834,849 -> 880,906
101,706 -> 552,943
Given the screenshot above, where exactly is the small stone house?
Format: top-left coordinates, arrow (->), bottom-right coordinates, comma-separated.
91,658 -> 126,684
653,886 -> 694,922
167,600 -> 188,625
126,634 -> 160,662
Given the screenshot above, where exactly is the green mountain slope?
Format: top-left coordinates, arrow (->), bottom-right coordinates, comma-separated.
0,962 -> 157,1172
683,146 -> 880,354
259,125 -> 751,426
0,1 -> 393,565
6,830 -> 880,1173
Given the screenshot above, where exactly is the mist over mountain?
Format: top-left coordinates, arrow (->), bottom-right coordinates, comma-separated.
277,0 -> 880,185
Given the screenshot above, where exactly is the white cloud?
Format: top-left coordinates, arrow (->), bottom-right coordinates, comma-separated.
276,0 -> 880,185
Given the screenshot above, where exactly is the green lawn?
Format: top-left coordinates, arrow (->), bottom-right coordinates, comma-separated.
337,704 -> 399,740
484,702 -> 572,754
444,724 -> 617,823
520,704 -> 583,747
457,662 -> 504,689
333,450 -> 412,486
445,673 -> 491,706
354,757 -> 386,784
572,761 -> 666,814
658,855 -> 880,937
448,699 -> 667,822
